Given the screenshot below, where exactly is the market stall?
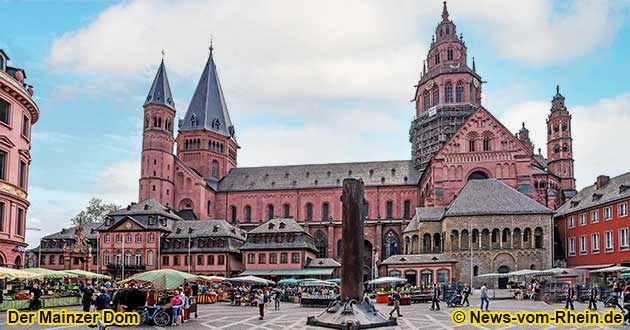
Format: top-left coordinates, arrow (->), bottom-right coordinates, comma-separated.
225,276 -> 275,306
299,280 -> 338,307
0,267 -> 68,311
196,275 -> 226,304
366,277 -> 408,304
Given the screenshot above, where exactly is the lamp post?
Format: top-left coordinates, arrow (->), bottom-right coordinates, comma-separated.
187,233 -> 192,274
121,237 -> 125,280
26,227 -> 42,268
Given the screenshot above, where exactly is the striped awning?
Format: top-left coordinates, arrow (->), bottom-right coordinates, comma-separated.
0,267 -> 44,281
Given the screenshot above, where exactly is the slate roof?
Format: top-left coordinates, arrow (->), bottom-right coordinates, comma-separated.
144,60 -> 175,110
555,172 -> 630,217
247,218 -> 307,235
217,160 -> 421,192
43,222 -> 101,240
165,219 -> 246,241
381,254 -> 457,265
305,258 -> 341,268
530,165 -> 549,176
533,154 -> 548,169
445,179 -> 553,216
109,199 -> 183,220
179,49 -> 236,143
403,207 -> 445,233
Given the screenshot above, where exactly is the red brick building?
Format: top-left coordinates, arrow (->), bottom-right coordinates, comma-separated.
555,173 -> 630,269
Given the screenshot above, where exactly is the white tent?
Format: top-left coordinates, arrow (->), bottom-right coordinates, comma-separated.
589,266 -> 630,273
366,277 -> 408,285
226,275 -> 275,285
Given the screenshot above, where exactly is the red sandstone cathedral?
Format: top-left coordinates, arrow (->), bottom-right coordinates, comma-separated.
136,3 -> 575,273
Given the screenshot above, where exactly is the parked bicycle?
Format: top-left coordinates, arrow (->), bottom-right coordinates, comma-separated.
138,305 -> 170,326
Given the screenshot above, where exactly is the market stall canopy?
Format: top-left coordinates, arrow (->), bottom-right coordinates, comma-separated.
198,275 -> 225,283
589,266 -> 630,273
366,277 -> 408,285
278,278 -> 299,285
240,269 -> 333,276
64,270 -> 111,279
123,269 -> 199,290
23,268 -> 78,279
301,280 -> 339,288
226,276 -> 275,285
299,278 -> 320,283
0,267 -> 44,281
476,272 -> 511,278
508,269 -> 546,277
620,273 -> 630,279
325,278 -> 341,284
534,268 -> 581,277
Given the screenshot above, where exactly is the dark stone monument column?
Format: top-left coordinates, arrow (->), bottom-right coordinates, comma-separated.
341,178 -> 364,301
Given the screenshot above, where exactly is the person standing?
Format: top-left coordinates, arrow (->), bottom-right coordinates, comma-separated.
389,290 -> 402,318
170,291 -> 183,326
430,283 -> 441,311
29,282 -> 42,311
588,286 -> 598,310
82,283 -> 95,312
274,289 -> 281,310
480,283 -> 489,312
565,285 -> 575,310
461,284 -> 471,307
256,289 -> 265,320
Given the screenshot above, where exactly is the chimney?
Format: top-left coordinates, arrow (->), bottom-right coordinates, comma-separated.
596,175 -> 610,189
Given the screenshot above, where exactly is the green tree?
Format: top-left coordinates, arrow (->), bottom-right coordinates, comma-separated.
70,198 -> 121,226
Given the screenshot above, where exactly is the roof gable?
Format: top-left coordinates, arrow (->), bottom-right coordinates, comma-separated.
435,107 -> 532,159
108,216 -> 147,231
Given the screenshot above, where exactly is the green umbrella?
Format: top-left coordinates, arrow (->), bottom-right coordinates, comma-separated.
278,278 -> 299,285
63,269 -> 111,280
23,268 -> 79,279
123,269 -> 200,291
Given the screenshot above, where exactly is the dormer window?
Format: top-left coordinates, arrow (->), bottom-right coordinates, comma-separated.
190,114 -> 198,126
268,223 -> 275,230
188,228 -> 194,234
212,118 -> 220,130
176,227 -> 182,234
279,222 -> 286,229
620,185 -> 630,194
570,200 -> 580,208
213,226 -> 218,232
592,193 -> 603,202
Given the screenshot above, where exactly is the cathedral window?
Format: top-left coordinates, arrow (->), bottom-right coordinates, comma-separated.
212,118 -> 221,130
190,114 -> 198,127
305,203 -> 313,221
157,117 -> 162,128
432,86 -> 439,106
469,138 -> 475,152
244,205 -> 252,222
423,91 -> 430,111
207,200 -> 212,215
283,203 -> 290,218
403,200 -> 411,219
562,123 -> 567,131
230,205 -> 237,224
444,82 -> 453,103
322,202 -> 330,220
434,52 -> 440,65
483,136 -> 490,151
314,230 -> 327,258
447,49 -> 453,60
446,26 -> 450,35
386,200 -> 393,219
211,160 -> 219,178
363,201 -> 369,219
553,144 -> 560,154
455,82 -> 464,102
267,204 -> 274,220
383,230 -> 399,259
562,144 -> 568,152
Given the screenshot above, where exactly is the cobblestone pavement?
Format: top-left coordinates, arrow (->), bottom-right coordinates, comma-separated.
1,297 -> 627,330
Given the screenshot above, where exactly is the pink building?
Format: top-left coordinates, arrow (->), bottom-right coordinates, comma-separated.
0,49 -> 39,268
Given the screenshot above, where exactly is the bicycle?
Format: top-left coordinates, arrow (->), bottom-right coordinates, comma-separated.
138,305 -> 171,326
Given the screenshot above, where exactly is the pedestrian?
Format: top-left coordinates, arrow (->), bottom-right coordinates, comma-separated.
588,286 -> 598,311
170,291 -> 183,326
565,285 -> 575,310
274,288 -> 281,310
364,294 -> 377,315
82,283 -> 95,312
461,284 -> 471,307
256,289 -> 265,320
430,283 -> 440,311
389,290 -> 402,318
480,283 -> 489,312
614,279 -> 621,298
29,282 -> 42,311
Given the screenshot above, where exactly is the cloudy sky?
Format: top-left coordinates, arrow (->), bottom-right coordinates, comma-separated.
1,0 -> 628,247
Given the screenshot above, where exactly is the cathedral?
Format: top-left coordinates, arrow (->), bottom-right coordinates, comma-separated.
36,3 -> 576,283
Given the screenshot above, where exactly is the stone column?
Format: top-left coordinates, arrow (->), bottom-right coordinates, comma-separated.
341,178 -> 364,301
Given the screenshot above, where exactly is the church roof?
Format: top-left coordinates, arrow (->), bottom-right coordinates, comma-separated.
247,218 -> 307,235
179,48 -> 236,143
43,222 -> 101,240
217,160 -> 421,192
446,179 -> 553,216
403,207 -> 445,233
555,171 -> 630,217
533,154 -> 548,169
109,199 -> 183,220
165,219 -> 246,241
144,60 -> 175,110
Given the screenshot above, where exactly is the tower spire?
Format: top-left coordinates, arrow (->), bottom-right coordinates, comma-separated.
442,1 -> 449,21
209,35 -> 214,55
144,58 -> 175,110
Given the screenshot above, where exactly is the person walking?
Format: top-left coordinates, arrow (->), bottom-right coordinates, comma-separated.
480,283 -> 489,312
461,284 -> 471,307
256,289 -> 265,320
82,283 -> 95,312
29,282 -> 42,311
430,283 -> 441,311
274,288 -> 281,310
565,285 -> 575,310
588,286 -> 598,311
389,290 -> 402,318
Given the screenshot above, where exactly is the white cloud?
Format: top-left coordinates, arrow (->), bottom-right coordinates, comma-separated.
499,92 -> 630,190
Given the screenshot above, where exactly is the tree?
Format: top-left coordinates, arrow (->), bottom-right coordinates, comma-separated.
71,198 -> 121,226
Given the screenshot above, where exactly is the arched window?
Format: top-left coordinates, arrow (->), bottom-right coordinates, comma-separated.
455,81 -> 464,102
383,230 -> 399,259
305,203 -> 313,221
337,240 -> 343,258
433,233 -> 442,253
445,82 -> 453,103
502,228 -> 511,248
473,265 -> 479,276
363,202 -> 369,220
447,49 -> 453,61
423,91 -> 430,111
207,200 -> 212,216
244,205 -> 252,223
553,144 -> 560,153
386,200 -> 393,219
314,230 -> 327,258
483,136 -> 490,151
432,86 -> 439,106
534,227 -> 543,248
211,160 -> 219,178
322,202 -> 330,220
403,200 -> 411,219
283,203 -> 291,218
469,137 -> 475,152
423,233 -> 432,253
230,205 -> 237,224
267,204 -> 274,220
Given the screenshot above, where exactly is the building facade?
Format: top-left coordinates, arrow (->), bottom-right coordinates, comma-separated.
0,49 -> 39,268
555,173 -> 630,269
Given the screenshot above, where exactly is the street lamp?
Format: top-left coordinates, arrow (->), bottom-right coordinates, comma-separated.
26,227 -> 42,268
187,233 -> 192,274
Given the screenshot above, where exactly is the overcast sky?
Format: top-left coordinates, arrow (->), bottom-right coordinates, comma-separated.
0,0 -> 628,247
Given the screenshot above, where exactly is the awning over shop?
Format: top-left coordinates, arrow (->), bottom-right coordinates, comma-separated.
573,264 -> 614,270
240,269 -> 334,276
589,266 -> 630,273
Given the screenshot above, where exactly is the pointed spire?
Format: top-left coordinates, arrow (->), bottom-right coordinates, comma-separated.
209,35 -> 214,56
179,47 -> 237,142
472,57 -> 476,72
423,60 -> 426,74
442,1 -> 449,21
556,84 -> 560,96
144,58 -> 175,110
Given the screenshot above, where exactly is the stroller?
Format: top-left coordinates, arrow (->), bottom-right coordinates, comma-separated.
447,291 -> 463,307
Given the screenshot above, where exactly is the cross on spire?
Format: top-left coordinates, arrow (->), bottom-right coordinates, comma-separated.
442,1 -> 449,21
209,35 -> 214,55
